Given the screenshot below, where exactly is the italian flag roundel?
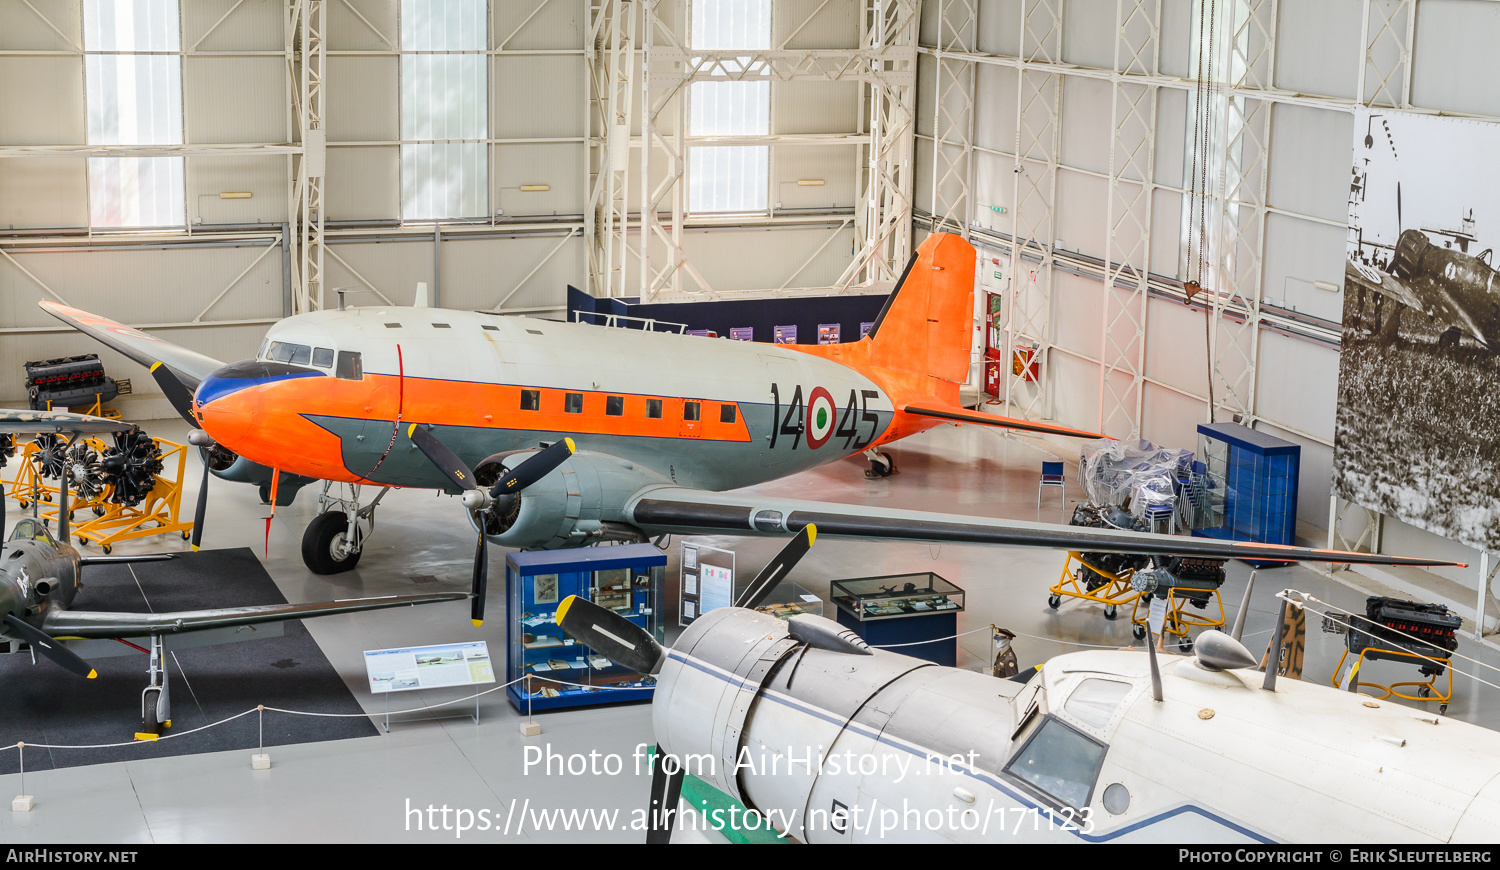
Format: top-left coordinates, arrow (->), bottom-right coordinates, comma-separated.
806,386 -> 836,448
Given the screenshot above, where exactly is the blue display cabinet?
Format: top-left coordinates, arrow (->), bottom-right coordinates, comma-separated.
830,573 -> 965,666
505,544 -> 666,712
1192,422 -> 1300,560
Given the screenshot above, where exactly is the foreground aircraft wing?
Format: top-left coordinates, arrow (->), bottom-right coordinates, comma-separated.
1344,259 -> 1426,312
623,485 -> 1465,568
0,409 -> 136,436
901,402 -> 1109,440
38,300 -> 226,389
41,592 -> 468,639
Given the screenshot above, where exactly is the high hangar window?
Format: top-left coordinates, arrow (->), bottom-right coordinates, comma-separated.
83,0 -> 185,228
688,0 -> 770,214
401,0 -> 488,220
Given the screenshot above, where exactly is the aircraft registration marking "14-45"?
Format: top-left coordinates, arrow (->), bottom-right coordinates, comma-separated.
770,384 -> 882,452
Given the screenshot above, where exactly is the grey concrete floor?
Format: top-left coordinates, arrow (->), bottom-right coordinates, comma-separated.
3,418 -> 1499,842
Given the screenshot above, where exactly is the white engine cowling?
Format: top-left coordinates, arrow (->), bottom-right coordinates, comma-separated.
466,449 -> 673,550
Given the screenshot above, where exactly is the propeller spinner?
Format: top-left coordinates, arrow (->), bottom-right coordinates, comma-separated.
407,427 -> 576,626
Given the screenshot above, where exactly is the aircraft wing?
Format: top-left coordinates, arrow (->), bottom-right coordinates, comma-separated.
0,409 -> 136,436
38,300 -> 226,389
901,402 -> 1108,440
1345,259 -> 1426,311
40,592 -> 468,639
623,485 -> 1466,568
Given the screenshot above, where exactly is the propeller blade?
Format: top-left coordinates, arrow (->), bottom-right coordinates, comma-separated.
488,438 -> 575,496
555,594 -> 664,675
190,453 -> 210,551
149,362 -> 199,428
471,525 -> 487,627
734,523 -> 816,610
407,425 -> 481,493
647,744 -> 685,845
3,613 -> 96,679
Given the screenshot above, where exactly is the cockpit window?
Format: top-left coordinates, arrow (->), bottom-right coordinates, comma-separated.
312,347 -> 334,368
1063,679 -> 1133,730
267,341 -> 312,366
336,351 -> 363,380
1003,716 -> 1107,811
9,517 -> 55,546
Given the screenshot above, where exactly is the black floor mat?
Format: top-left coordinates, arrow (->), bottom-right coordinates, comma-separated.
0,547 -> 378,773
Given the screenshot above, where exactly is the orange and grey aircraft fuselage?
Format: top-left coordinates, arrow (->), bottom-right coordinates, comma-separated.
43,233 -> 1467,575
187,233 -> 1095,497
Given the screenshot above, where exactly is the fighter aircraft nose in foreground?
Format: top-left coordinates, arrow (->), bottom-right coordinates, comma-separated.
42,233 -> 1466,602
557,531 -> 1500,844
0,409 -> 467,735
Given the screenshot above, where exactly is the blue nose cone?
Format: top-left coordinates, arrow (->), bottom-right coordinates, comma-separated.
195,360 -> 325,409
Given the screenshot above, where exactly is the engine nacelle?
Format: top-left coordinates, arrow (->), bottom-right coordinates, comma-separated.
200,446 -> 315,506
467,449 -> 673,550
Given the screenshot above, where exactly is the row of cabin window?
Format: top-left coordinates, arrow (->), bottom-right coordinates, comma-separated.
519,389 -> 736,423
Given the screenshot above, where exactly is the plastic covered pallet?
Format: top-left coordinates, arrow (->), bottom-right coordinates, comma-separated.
1080,438 -> 1194,520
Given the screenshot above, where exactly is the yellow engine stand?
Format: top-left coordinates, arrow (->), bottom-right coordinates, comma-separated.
1331,646 -> 1453,714
1131,586 -> 1226,648
1047,552 -> 1142,621
70,438 -> 194,553
7,440 -> 58,510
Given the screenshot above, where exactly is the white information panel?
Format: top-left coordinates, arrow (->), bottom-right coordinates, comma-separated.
679,543 -> 734,626
364,641 -> 495,694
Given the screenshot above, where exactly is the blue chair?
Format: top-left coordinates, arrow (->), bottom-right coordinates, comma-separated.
1038,461 -> 1065,520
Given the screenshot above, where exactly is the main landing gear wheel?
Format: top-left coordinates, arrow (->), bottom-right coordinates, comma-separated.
141,688 -> 163,738
302,511 -> 362,575
864,449 -> 896,479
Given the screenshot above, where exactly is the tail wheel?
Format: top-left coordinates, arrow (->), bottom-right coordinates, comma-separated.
302,511 -> 363,575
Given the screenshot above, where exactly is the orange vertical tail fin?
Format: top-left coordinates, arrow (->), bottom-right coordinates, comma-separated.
865,233 -> 976,388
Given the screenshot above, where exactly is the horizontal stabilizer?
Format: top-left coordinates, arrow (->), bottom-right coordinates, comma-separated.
902,403 -> 1108,440
624,486 -> 1466,569
42,592 -> 468,639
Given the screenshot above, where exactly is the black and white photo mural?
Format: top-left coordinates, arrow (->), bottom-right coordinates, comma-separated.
1334,109 -> 1500,550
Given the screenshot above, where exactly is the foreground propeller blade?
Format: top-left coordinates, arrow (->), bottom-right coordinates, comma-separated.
647,744 -> 686,845
556,595 -> 664,675
488,438 -> 575,495
734,523 -> 816,610
3,614 -> 96,679
149,362 -> 199,428
190,454 -> 210,551
471,526 -> 487,627
407,425 -> 480,493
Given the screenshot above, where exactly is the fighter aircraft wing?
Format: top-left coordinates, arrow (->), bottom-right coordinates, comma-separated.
1345,259 -> 1426,311
900,402 -> 1109,440
38,300 -> 226,389
623,485 -> 1466,568
0,409 -> 136,436
40,592 -> 468,639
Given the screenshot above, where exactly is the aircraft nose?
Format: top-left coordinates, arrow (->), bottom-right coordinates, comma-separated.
194,360 -> 326,440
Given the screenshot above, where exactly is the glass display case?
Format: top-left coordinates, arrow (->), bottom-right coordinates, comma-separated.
830,573 -> 965,620
504,544 -> 666,711
831,572 -> 965,666
1193,422 -> 1300,567
741,581 -> 823,620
